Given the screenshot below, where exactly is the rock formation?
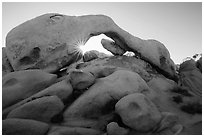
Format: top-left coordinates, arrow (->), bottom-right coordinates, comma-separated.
2,13 -> 202,135
6,13 -> 176,79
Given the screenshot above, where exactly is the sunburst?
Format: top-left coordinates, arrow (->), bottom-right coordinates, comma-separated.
74,34 -> 113,55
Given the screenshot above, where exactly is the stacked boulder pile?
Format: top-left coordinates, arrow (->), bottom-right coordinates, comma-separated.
2,13 -> 202,135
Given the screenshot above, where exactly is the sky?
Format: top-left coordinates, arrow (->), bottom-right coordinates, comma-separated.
2,2 -> 202,64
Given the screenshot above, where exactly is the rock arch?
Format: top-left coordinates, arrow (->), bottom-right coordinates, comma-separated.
6,13 -> 176,79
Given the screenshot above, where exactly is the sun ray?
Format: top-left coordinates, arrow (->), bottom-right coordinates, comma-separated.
75,34 -> 114,55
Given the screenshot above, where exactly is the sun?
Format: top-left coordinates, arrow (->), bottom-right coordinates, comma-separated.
78,34 -> 113,55
79,44 -> 90,54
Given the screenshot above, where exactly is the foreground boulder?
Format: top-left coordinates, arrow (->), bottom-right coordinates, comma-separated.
63,70 -> 155,130
2,118 -> 49,135
2,70 -> 57,109
3,79 -> 72,119
6,13 -> 176,79
115,93 -> 162,132
7,95 -> 64,122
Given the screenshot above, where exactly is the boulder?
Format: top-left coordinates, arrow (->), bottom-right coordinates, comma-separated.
2,118 -> 49,135
2,47 -> 13,76
68,69 -> 96,90
83,50 -> 109,62
63,70 -> 155,130
179,59 -> 202,97
101,38 -> 126,55
2,69 -> 57,109
115,93 -> 162,132
7,95 -> 64,122
106,122 -> 129,135
48,126 -> 102,135
6,13 -> 176,79
3,79 -> 72,119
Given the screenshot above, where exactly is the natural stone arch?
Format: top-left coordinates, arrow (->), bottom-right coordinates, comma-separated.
6,13 -> 176,80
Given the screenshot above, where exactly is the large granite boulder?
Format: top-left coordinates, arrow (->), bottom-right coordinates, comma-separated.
3,79 -> 73,119
7,95 -> 64,122
6,13 -> 176,79
63,70 -> 155,130
2,69 -> 57,109
2,118 -> 49,135
115,93 -> 162,132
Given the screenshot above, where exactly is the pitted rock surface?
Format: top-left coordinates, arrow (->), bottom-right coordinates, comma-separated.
6,13 -> 176,79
